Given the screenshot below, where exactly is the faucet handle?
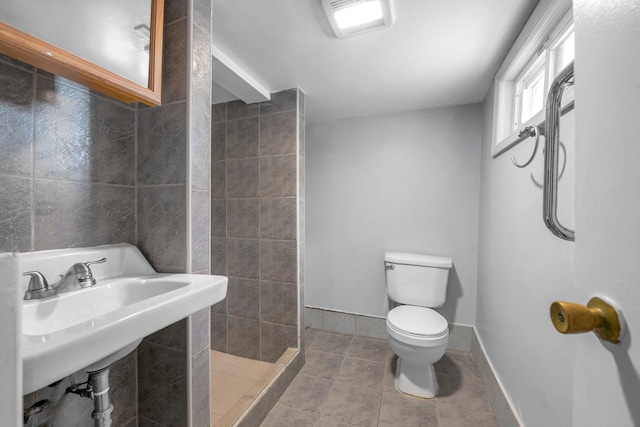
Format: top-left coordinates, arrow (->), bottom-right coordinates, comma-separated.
73,257 -> 107,287
23,271 -> 55,300
85,258 -> 107,267
23,271 -> 49,290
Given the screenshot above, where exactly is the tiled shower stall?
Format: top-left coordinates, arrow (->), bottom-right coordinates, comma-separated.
210,88 -> 306,364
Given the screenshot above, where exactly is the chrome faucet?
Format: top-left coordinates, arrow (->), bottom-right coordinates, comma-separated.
22,271 -> 54,300
23,258 -> 107,300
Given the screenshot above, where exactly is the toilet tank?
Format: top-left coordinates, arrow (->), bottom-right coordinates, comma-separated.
384,252 -> 452,308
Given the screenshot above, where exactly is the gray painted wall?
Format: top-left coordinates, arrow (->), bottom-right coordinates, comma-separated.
476,3 -> 640,425
476,86 -> 576,425
305,104 -> 482,327
572,1 -> 640,424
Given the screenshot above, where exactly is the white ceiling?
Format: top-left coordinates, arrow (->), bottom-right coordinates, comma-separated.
211,0 -> 538,125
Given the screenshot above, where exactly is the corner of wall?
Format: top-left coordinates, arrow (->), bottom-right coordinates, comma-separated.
0,254 -> 20,427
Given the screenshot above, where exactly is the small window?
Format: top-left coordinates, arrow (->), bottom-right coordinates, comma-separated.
491,0 -> 573,157
550,24 -> 575,110
515,55 -> 545,128
552,25 -> 575,78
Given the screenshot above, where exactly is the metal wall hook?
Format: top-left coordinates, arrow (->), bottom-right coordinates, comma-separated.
511,125 -> 542,168
531,142 -> 567,188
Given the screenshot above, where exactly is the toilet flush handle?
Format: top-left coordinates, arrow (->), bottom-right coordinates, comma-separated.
384,262 -> 394,271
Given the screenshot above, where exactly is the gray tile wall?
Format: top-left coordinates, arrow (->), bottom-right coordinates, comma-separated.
210,89 -> 304,363
135,1 -> 189,423
136,0 -> 212,426
0,53 -> 139,425
2,0 -> 213,424
189,0 -> 213,425
304,306 -> 475,351
298,92 -> 306,352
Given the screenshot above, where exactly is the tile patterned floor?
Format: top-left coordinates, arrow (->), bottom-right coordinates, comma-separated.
260,328 -> 498,427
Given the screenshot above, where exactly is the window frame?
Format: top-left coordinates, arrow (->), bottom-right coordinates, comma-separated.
514,53 -> 546,129
548,20 -> 576,110
491,0 -> 573,158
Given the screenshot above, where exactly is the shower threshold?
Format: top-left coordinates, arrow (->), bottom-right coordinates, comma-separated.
210,348 -> 297,426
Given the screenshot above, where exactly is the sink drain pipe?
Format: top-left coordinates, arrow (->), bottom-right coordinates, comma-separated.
68,367 -> 114,426
88,367 -> 113,427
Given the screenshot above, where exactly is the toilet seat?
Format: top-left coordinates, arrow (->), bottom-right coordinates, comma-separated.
387,306 -> 448,340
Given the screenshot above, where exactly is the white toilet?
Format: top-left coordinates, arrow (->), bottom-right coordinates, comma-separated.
384,251 -> 452,398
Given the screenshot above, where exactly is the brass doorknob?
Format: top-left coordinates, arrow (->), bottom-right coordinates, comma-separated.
550,297 -> 623,343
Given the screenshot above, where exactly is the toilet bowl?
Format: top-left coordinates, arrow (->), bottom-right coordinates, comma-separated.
384,252 -> 452,398
386,305 -> 449,398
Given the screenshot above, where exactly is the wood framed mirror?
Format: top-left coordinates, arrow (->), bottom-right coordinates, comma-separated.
0,0 -> 164,106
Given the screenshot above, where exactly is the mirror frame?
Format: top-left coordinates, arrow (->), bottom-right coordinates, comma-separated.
0,0 -> 164,106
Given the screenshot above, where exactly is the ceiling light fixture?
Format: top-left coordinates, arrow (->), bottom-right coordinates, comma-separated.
322,0 -> 395,39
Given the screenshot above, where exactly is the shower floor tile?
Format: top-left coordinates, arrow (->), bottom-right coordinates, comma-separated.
261,329 -> 498,427
210,350 -> 276,427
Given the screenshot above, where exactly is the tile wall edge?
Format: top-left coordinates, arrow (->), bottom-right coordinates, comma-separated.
304,306 -> 473,351
235,349 -> 304,427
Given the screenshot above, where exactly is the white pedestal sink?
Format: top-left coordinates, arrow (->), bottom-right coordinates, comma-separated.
14,244 -> 227,395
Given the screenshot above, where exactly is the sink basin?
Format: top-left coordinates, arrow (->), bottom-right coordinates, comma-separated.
14,244 -> 227,394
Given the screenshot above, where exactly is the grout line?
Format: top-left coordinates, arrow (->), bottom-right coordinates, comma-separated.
0,172 -> 34,180
258,319 -> 298,329
375,374 -> 384,426
296,89 -> 302,355
30,71 -> 36,252
142,339 -> 188,354
313,352 -> 346,424
165,15 -> 188,26
141,98 -> 187,109
224,152 -> 298,161
224,196 -> 295,200
27,176 -> 137,188
134,107 -> 138,245
34,69 -> 137,111
133,348 -> 139,427
136,183 -> 187,188
257,103 -> 263,362
224,107 -> 229,353
0,57 -> 36,74
226,236 -> 297,243
258,107 -> 298,118
337,354 -> 387,364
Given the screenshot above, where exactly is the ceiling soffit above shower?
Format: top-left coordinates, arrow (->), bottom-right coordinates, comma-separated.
211,0 -> 539,124
211,44 -> 270,105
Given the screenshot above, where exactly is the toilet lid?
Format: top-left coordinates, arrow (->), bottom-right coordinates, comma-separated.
387,306 -> 448,338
